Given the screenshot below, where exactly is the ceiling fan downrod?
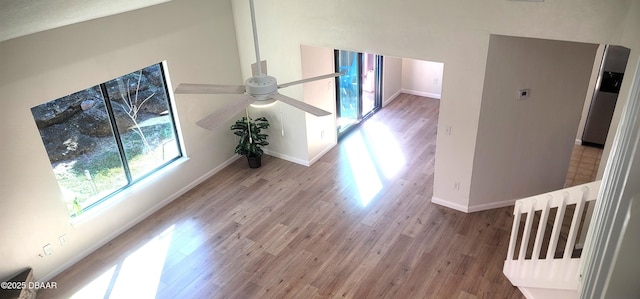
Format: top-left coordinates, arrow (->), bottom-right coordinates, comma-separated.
249,0 -> 263,77
246,0 -> 278,103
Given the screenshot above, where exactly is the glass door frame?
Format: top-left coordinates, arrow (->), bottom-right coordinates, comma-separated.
334,50 -> 383,138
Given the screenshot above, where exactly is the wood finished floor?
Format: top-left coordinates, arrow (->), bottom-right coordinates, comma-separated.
40,94 -> 523,298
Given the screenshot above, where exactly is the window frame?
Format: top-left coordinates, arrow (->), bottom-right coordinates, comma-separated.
80,62 -> 184,214
32,61 -> 184,217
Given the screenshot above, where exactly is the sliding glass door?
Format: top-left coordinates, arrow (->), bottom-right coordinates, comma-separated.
361,53 -> 379,116
336,51 -> 360,132
335,50 -> 383,136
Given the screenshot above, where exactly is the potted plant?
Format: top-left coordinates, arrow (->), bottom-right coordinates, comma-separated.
230,116 -> 270,168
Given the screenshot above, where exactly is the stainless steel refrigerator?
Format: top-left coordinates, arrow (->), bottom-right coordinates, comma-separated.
582,45 -> 630,147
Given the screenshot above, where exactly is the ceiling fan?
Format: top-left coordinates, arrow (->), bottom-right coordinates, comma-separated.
174,0 -> 342,130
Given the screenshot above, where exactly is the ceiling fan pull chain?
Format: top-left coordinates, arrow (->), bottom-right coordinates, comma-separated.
246,107 -> 253,143
279,102 -> 285,136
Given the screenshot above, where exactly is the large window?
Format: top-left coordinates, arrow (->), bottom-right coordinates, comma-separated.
31,63 -> 182,217
335,50 -> 383,136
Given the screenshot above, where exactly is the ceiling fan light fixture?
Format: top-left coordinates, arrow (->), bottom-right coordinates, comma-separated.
244,75 -> 277,95
250,97 -> 277,108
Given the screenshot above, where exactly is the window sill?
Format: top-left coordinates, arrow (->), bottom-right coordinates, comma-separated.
70,156 -> 190,227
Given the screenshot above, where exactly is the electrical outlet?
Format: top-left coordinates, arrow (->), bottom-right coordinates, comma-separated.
320,130 -> 325,139
453,181 -> 461,191
59,234 -> 68,247
43,244 -> 53,256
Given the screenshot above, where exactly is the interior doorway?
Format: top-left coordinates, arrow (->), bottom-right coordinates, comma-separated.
581,45 -> 631,148
566,44 -> 631,187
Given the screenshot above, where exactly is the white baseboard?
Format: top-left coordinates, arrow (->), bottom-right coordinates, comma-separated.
308,142 -> 337,166
383,89 -> 403,107
264,149 -> 311,167
518,286 -> 578,299
40,154 -> 241,282
467,198 -> 517,213
431,196 -> 516,213
431,196 -> 469,213
263,140 -> 337,167
400,89 -> 441,100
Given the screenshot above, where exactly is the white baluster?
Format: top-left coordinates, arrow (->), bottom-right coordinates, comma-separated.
518,198 -> 536,262
547,193 -> 567,260
564,188 -> 588,260
507,202 -> 521,261
532,195 -> 552,261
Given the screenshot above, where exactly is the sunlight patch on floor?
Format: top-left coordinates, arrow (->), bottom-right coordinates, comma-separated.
342,119 -> 406,207
361,119 -> 405,179
71,225 -> 175,299
70,265 -> 117,298
344,132 -> 383,206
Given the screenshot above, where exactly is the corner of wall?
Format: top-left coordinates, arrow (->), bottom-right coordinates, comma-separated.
307,141 -> 337,166
264,149 -> 311,167
383,89 -> 403,107
400,88 -> 441,100
431,196 -> 515,213
431,196 -> 470,213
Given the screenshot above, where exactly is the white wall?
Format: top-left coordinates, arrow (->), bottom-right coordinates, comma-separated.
469,35 -> 597,209
0,0 -> 242,281
605,197 -> 640,298
598,0 -> 640,179
0,0 -> 171,43
599,1 -> 640,296
401,59 -> 444,99
382,56 -> 403,106
301,45 -> 338,164
231,0 -> 634,210
581,56 -> 640,298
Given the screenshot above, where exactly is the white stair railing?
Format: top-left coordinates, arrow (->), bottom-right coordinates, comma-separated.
503,181 -> 601,290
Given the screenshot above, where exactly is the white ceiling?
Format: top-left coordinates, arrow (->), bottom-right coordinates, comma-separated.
0,0 -> 171,43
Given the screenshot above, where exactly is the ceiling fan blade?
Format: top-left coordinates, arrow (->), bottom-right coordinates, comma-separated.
271,93 -> 331,116
196,95 -> 255,130
251,60 -> 268,76
277,72 -> 343,89
175,83 -> 245,95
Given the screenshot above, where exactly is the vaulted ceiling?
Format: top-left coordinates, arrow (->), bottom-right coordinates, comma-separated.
0,0 -> 170,42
